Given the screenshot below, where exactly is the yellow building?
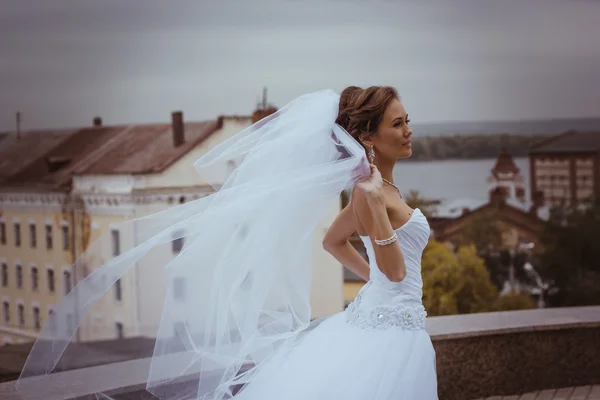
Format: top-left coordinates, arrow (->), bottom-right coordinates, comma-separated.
1,107 -> 348,345
0,112 -> 254,344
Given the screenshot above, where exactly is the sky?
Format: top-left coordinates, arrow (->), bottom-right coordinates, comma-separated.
1,0 -> 599,131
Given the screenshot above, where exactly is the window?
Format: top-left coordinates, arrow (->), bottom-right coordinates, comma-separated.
111,230 -> 120,256
47,269 -> 55,292
31,267 -> 39,290
0,222 -> 6,245
17,304 -> 25,328
33,307 -> 41,330
172,230 -> 184,254
63,271 -> 72,295
173,277 -> 185,301
2,302 -> 9,324
29,223 -> 37,248
114,278 -> 122,301
115,322 -> 124,339
62,225 -> 69,251
16,265 -> 23,289
45,225 -> 53,249
14,223 -> 21,247
1,263 -> 7,287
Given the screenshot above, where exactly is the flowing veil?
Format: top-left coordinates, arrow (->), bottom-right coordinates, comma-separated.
16,89 -> 370,400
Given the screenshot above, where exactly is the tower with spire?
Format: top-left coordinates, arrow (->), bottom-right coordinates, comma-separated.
487,147 -> 526,204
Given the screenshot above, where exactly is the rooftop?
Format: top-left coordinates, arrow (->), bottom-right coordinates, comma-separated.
491,147 -> 521,177
431,196 -> 550,221
529,131 -> 600,155
0,116 -> 226,191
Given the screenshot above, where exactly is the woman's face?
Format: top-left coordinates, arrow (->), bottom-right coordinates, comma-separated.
367,98 -> 413,161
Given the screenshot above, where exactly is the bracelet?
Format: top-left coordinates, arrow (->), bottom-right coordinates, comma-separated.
375,232 -> 398,246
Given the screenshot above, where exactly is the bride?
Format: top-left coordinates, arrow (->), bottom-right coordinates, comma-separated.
17,86 -> 438,400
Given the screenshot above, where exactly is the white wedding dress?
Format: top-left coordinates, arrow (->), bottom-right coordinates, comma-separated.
234,208 -> 438,399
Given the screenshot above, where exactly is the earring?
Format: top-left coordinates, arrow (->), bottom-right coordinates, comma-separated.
368,146 -> 375,164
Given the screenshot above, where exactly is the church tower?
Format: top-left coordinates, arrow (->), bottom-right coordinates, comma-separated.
487,147 -> 526,204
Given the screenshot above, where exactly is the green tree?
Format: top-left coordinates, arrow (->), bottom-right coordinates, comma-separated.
456,212 -> 504,254
492,290 -> 536,311
455,212 -> 532,291
404,190 -> 438,219
422,241 -> 498,316
538,200 -> 600,306
455,212 -> 513,290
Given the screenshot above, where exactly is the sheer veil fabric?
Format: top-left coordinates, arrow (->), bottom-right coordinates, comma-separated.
16,89 -> 371,400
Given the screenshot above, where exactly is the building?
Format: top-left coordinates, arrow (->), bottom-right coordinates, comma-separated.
0,107 -> 346,345
487,147 -> 527,205
429,148 -> 546,248
429,195 -> 544,252
529,131 -> 600,207
0,113 -> 246,344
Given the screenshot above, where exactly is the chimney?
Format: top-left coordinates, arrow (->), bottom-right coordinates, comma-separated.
93,117 -> 102,127
171,111 -> 184,147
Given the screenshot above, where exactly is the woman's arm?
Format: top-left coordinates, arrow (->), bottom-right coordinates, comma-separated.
353,167 -> 407,282
322,200 -> 370,281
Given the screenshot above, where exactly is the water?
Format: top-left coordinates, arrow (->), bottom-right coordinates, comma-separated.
392,157 -> 531,202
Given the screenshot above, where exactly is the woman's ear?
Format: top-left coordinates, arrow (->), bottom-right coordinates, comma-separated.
358,133 -> 373,147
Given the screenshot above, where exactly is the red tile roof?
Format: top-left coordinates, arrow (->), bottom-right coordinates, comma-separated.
0,118 -> 224,190
491,148 -> 520,177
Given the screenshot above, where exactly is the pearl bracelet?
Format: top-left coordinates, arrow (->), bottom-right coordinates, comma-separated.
375,232 -> 398,246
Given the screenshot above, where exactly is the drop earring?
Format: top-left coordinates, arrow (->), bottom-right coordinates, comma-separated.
368,146 -> 375,164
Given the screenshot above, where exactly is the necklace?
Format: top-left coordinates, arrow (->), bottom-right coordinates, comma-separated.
382,178 -> 403,198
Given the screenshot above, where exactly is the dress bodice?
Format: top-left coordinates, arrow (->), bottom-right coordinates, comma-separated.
345,208 -> 431,331
360,207 -> 430,304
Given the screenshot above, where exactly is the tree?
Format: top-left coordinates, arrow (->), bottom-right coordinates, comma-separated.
455,212 -> 533,291
538,200 -> 600,307
492,290 -> 537,311
456,212 -> 504,254
454,244 -> 500,313
404,190 -> 438,219
422,240 -> 498,316
455,212 -> 512,290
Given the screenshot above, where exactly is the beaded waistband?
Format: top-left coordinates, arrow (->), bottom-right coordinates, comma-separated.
345,289 -> 427,331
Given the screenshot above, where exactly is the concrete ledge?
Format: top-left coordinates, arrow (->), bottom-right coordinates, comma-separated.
1,306 -> 599,400
429,306 -> 600,400
426,305 -> 600,340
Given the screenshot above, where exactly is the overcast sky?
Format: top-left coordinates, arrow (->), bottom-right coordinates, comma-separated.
1,0 -> 599,131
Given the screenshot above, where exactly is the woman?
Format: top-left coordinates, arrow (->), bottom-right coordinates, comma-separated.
232,86 -> 438,399
17,86 -> 437,400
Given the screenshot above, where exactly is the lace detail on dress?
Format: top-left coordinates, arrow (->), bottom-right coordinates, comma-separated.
345,291 -> 427,331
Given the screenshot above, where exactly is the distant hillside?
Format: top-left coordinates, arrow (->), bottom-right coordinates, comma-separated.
409,133 -> 555,161
411,117 -> 600,137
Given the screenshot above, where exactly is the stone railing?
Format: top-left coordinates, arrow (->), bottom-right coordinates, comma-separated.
428,306 -> 600,399
1,306 -> 599,400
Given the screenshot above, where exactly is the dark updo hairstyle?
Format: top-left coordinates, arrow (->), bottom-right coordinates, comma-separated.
335,86 -> 399,145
